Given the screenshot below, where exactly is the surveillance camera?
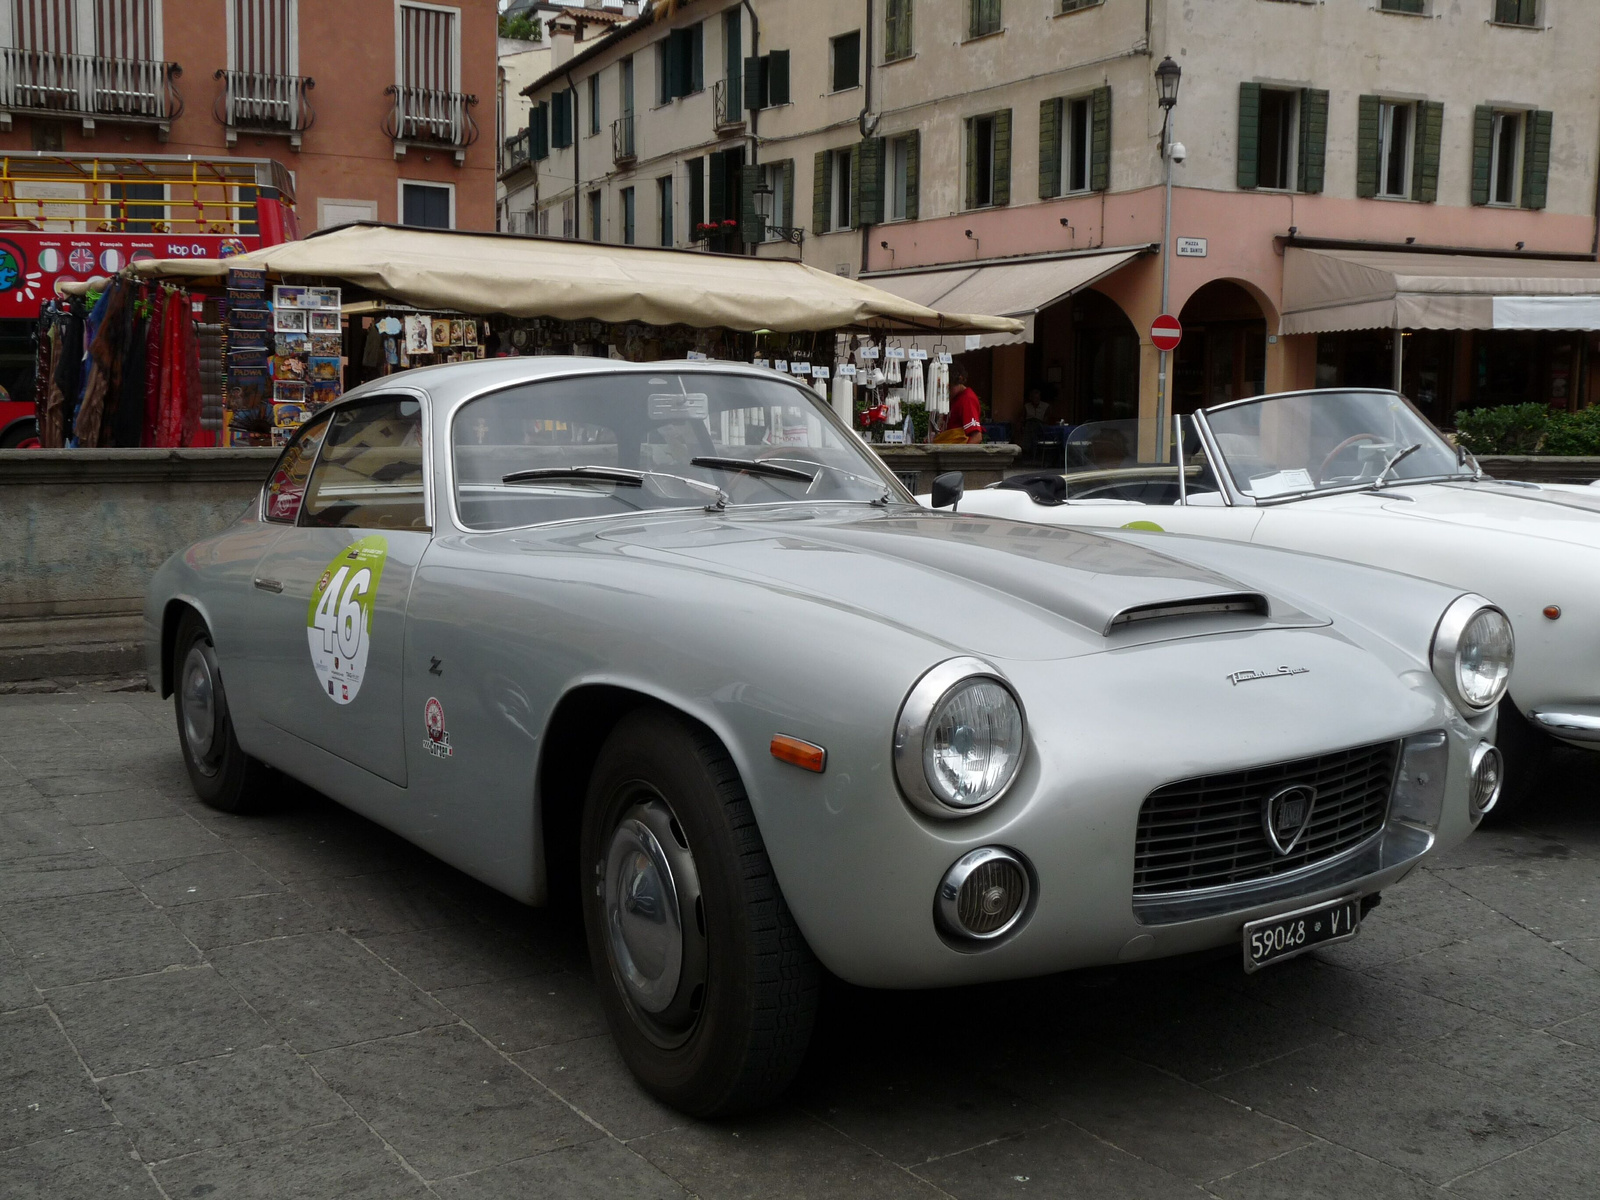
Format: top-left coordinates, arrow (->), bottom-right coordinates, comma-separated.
880,240 -> 889,249
1168,141 -> 1187,164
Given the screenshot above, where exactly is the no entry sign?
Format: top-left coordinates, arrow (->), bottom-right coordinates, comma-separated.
1151,314 -> 1183,353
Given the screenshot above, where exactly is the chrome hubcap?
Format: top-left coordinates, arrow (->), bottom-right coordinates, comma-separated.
602,797 -> 705,1046
181,645 -> 218,764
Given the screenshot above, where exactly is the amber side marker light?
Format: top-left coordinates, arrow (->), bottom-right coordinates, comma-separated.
1544,606 -> 1562,620
771,734 -> 827,773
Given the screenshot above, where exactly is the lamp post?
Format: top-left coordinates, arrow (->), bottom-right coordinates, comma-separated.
1154,55 -> 1181,461
751,180 -> 774,243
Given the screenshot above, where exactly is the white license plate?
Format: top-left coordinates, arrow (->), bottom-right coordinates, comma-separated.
1243,894 -> 1361,972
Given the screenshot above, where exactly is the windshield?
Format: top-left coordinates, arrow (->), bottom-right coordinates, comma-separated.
452,370 -> 906,530
1202,390 -> 1467,501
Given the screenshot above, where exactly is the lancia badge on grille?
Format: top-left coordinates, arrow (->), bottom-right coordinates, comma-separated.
1263,784 -> 1316,855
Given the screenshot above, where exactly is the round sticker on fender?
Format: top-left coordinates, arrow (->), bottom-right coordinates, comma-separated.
306,535 -> 388,704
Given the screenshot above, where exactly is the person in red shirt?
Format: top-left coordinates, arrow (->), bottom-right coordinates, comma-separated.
947,363 -> 984,443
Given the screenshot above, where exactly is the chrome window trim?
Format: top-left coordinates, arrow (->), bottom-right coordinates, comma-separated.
296,388 -> 433,532
440,362 -> 910,535
1189,408 -> 1246,507
258,408 -> 335,525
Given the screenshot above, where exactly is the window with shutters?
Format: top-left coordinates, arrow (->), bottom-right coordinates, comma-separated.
830,30 -> 859,92
587,73 -> 600,135
561,196 -> 575,238
655,21 -> 703,104
888,133 -> 915,220
831,146 -> 854,231
1378,0 -> 1426,13
1256,89 -> 1298,191
530,100 -> 549,159
1378,101 -> 1414,198
967,0 -> 1001,39
620,186 -> 635,245
743,49 -> 788,110
223,1 -> 309,141
1063,95 -> 1092,193
967,113 -> 1000,208
537,206 -> 550,236
392,3 -> 474,151
551,87 -> 573,148
1492,0 -> 1538,27
658,174 -> 673,246
721,8 -> 740,113
400,180 -> 452,229
687,155 -> 704,231
883,0 -> 911,62
1488,110 -> 1524,205
1,0 -> 181,126
1058,0 -> 1102,11
587,189 -> 602,241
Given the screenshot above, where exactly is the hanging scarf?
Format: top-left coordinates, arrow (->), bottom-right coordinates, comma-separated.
143,293 -> 167,446
40,316 -> 65,447
109,288 -> 150,448
74,279 -> 130,447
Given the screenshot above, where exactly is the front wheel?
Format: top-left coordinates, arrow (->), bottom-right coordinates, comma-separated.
581,709 -> 819,1116
173,612 -> 272,814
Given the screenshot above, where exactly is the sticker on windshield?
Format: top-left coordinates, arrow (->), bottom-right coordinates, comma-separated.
306,536 -> 388,705
648,393 -> 709,421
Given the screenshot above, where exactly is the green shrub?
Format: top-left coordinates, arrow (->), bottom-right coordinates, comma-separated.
1542,405 -> 1600,456
1454,403 -> 1550,455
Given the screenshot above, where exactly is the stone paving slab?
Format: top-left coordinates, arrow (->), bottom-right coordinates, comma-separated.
0,688 -> 1597,1197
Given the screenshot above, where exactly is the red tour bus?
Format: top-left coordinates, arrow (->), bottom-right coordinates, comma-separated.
0,152 -> 298,447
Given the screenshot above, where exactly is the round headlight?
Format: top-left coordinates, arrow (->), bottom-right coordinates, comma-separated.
895,658 -> 1026,818
1431,595 -> 1514,713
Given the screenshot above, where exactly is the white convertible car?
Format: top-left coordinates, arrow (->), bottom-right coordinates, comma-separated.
939,387 -> 1596,810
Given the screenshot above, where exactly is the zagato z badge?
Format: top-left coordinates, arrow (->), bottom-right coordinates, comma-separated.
424,696 -> 454,759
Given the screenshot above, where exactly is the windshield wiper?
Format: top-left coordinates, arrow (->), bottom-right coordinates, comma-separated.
502,465 -> 728,512
755,457 -> 897,506
690,456 -> 818,483
1366,443 -> 1423,490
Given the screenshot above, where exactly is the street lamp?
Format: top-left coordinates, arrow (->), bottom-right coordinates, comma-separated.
751,180 -> 774,241
1155,55 -> 1181,462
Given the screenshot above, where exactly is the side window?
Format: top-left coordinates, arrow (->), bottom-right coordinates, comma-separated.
301,397 -> 430,531
262,414 -> 332,524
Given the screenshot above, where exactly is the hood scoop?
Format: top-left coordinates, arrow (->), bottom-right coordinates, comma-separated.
1106,593 -> 1269,636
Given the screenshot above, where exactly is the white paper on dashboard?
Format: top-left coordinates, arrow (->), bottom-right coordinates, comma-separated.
1248,468 -> 1314,498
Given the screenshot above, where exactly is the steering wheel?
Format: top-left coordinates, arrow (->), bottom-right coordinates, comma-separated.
1315,433 -> 1386,484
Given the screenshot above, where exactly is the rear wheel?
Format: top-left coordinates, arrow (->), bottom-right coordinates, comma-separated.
581,709 -> 819,1116
173,612 -> 271,813
1486,696 -> 1548,823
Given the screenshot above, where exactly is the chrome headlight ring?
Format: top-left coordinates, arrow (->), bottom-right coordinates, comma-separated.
1430,594 -> 1514,715
894,657 -> 1027,819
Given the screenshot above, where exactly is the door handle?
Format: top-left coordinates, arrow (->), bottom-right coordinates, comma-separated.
253,577 -> 284,593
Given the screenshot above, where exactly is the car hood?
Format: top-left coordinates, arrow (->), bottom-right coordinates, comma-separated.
568,505 -> 1324,661
1330,479 -> 1600,547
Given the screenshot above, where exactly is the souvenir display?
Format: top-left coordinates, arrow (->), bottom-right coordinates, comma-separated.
272,355 -> 306,380
227,267 -> 266,291
405,315 -> 432,355
273,401 -> 313,427
308,356 -> 341,383
432,318 -> 451,347
275,332 -> 310,355
311,333 -> 342,355
309,309 -> 340,333
272,285 -> 307,310
450,318 -> 466,346
273,380 -> 306,404
274,307 -> 307,333
308,286 -> 341,309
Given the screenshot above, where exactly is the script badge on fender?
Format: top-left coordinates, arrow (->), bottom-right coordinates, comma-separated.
424,696 -> 454,759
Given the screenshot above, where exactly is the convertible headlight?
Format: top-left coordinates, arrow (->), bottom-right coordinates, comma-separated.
1430,595 -> 1514,713
895,658 -> 1026,818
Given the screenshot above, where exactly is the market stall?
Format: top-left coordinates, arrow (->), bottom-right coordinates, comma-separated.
65,222 -> 1021,449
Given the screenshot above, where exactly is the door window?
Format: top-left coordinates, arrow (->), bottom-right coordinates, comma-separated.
262,412 -> 332,523
301,397 -> 429,530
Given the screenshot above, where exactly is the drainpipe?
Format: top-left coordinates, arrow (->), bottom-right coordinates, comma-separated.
858,0 -> 874,276
742,0 -> 760,255
565,69 -> 581,236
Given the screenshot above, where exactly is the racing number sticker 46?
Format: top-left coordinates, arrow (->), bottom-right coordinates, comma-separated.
307,536 -> 388,705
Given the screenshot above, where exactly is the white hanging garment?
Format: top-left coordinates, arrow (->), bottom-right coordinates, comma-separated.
814,376 -> 829,402
905,357 -> 925,408
831,374 -> 855,426
886,354 -> 902,384
930,361 -> 950,416
886,387 -> 904,424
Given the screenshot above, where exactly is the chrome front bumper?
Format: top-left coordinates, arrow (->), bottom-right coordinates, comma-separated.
1530,705 -> 1600,744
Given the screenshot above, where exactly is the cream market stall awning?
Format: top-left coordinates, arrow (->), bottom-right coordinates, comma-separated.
860,246 -> 1150,347
126,222 -> 1024,336
1282,246 -> 1600,334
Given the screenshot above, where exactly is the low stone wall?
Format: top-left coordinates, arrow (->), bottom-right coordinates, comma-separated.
1478,456 -> 1600,485
873,443 -> 1021,494
0,449 -> 278,621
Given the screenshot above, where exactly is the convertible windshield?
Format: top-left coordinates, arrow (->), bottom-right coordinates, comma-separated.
452,370 -> 905,530
1202,390 -> 1468,501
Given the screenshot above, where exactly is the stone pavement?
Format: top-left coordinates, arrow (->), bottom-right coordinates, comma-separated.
2,690 -> 1598,1199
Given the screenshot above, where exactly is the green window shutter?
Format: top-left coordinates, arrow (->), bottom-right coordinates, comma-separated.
1356,94 -> 1381,199
964,118 -> 977,209
848,142 -> 861,225
1412,100 -> 1443,203
1237,82 -> 1261,190
813,149 -> 832,234
885,0 -> 911,61
531,103 -> 548,160
687,157 -> 704,229
781,158 -> 795,232
1523,109 -> 1553,209
690,23 -> 704,93
1090,86 -> 1112,192
1296,88 -> 1328,194
744,55 -> 763,110
767,50 -> 790,106
857,136 -> 885,225
992,108 -> 1012,206
664,33 -> 684,100
739,162 -> 763,243
904,129 -> 920,221
708,150 -> 727,223
724,10 -> 741,112
968,0 -> 979,38
1038,98 -> 1062,199
1471,105 -> 1494,205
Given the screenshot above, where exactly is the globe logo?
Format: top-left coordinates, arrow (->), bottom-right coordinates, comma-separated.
0,249 -> 19,292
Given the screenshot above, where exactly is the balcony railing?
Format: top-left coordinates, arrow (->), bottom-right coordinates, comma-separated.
383,83 -> 480,163
213,69 -> 315,149
502,129 -> 530,176
0,48 -> 184,136
712,78 -> 743,131
612,113 -> 635,164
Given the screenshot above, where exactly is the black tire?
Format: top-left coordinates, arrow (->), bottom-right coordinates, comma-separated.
172,612 -> 272,814
580,709 -> 819,1116
1485,696 -> 1548,823
0,418 -> 38,449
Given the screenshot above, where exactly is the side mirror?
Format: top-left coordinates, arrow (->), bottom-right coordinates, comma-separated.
930,471 -> 964,510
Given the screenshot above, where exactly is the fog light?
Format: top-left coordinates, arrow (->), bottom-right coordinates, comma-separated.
935,847 -> 1031,942
1469,742 -> 1503,819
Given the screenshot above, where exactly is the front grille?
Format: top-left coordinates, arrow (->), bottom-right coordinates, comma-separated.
1133,741 -> 1400,897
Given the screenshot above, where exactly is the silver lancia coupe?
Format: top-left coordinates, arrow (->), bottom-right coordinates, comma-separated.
146,358 -> 1508,1115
